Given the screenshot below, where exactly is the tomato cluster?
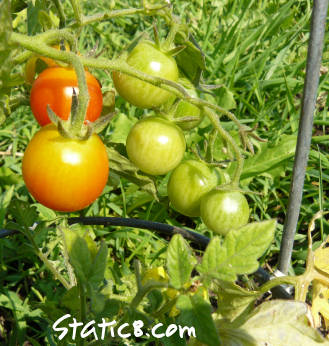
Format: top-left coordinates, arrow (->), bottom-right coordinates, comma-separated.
22,39 -> 250,233
113,41 -> 250,235
23,54 -> 108,212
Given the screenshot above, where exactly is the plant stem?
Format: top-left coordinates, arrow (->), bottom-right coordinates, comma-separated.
258,275 -> 297,295
203,107 -> 244,186
23,231 -> 70,290
70,0 -> 84,27
52,0 -> 66,28
10,31 -> 247,137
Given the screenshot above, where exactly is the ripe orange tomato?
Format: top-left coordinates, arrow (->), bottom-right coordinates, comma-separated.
22,125 -> 109,212
25,43 -> 72,84
30,67 -> 103,126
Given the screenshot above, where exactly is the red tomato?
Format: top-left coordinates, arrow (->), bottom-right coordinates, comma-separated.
30,67 -> 103,126
22,124 -> 109,212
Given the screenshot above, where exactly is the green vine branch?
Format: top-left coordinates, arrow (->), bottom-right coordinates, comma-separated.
10,30 -> 252,145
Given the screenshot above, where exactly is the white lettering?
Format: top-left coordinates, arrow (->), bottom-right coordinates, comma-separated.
52,314 -> 71,340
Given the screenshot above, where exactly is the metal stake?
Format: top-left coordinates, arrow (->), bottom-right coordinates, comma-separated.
278,0 -> 329,274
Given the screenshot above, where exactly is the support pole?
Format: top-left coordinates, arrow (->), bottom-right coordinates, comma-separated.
278,0 -> 329,274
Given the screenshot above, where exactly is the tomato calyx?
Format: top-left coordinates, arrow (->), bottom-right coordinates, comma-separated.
47,100 -> 115,141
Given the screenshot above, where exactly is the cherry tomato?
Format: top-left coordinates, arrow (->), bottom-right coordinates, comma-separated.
30,67 -> 103,126
200,190 -> 249,235
167,77 -> 203,131
25,43 -> 72,84
22,124 -> 109,212
126,116 -> 186,175
167,160 -> 218,217
112,41 -> 179,108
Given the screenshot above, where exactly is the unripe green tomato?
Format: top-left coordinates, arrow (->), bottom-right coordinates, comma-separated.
112,41 -> 179,108
167,77 -> 203,131
126,116 -> 186,175
167,160 -> 218,217
200,190 -> 249,235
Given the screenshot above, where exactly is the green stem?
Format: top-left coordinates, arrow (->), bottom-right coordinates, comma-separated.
203,107 -> 244,186
52,0 -> 66,28
11,32 -> 89,138
69,56 -> 89,137
162,20 -> 179,51
24,231 -> 70,290
130,282 -> 167,310
10,31 -> 246,136
70,0 -> 84,27
258,275 -> 298,295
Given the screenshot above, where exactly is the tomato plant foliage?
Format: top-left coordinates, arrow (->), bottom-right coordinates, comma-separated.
0,0 -> 328,345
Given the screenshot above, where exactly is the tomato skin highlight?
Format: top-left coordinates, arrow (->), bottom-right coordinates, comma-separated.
167,160 -> 218,217
30,67 -> 103,126
22,125 -> 109,212
126,116 -> 186,176
112,41 -> 179,108
200,190 -> 250,235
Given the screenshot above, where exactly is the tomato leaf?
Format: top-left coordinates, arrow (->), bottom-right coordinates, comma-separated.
213,85 -> 237,110
89,241 -> 108,286
167,234 -> 197,289
175,32 -> 205,85
64,231 -> 92,283
107,146 -> 158,201
198,219 -> 276,282
241,300 -> 327,345
61,286 -> 80,311
9,200 -> 38,230
110,113 -> 136,144
176,294 -> 221,346
232,134 -> 297,180
215,280 -> 261,322
27,0 -> 47,35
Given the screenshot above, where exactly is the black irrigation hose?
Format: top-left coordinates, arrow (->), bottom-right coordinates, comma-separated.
0,216 -> 292,299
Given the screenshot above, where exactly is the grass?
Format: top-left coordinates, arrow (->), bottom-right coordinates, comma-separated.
0,0 -> 328,343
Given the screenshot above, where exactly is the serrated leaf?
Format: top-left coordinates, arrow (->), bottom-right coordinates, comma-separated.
9,200 -> 38,230
34,204 -> 57,221
107,146 -> 158,200
241,300 -> 328,345
198,220 -> 276,282
213,85 -> 236,110
228,135 -> 297,180
27,0 -> 45,35
63,231 -> 92,283
167,234 -> 196,289
216,281 -> 261,322
89,241 -> 108,286
110,113 -> 136,144
176,294 -> 221,346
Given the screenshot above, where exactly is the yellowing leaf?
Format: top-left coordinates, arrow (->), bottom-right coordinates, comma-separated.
314,236 -> 329,275
312,281 -> 329,329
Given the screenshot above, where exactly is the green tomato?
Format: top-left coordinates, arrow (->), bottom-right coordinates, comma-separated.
167,160 -> 218,217
200,190 -> 249,235
112,41 -> 179,108
126,116 -> 186,175
169,77 -> 203,131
